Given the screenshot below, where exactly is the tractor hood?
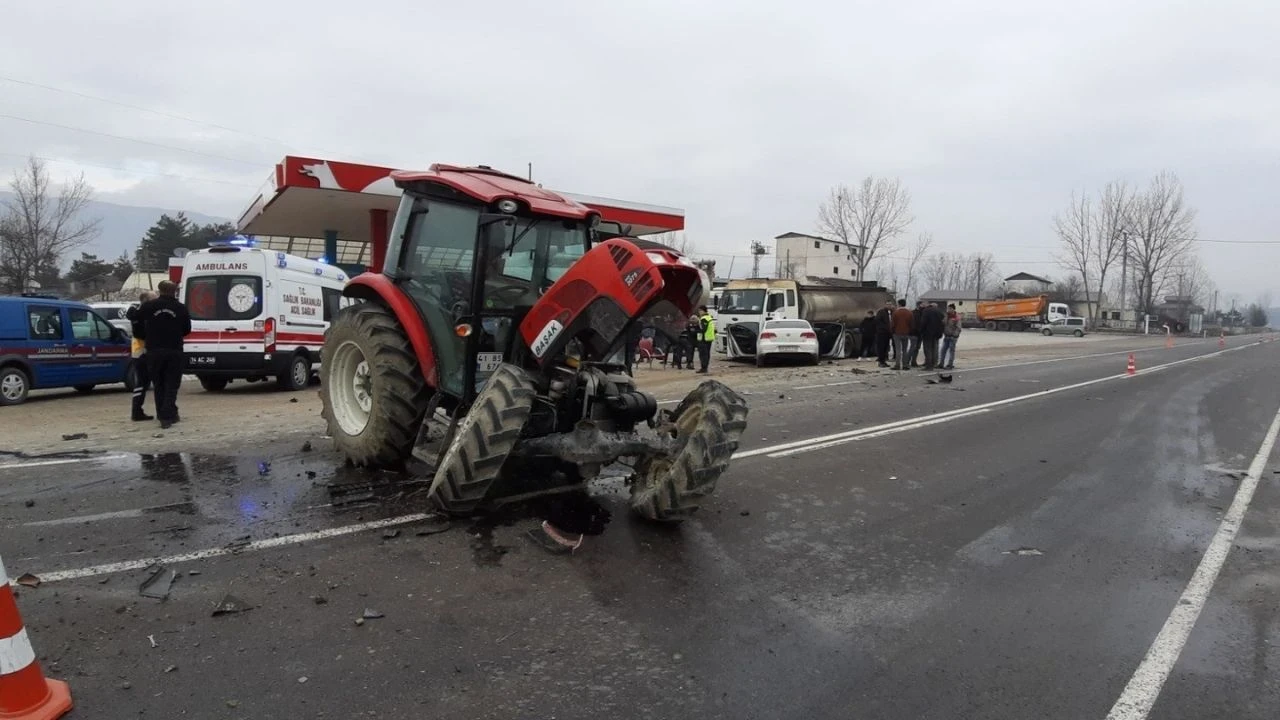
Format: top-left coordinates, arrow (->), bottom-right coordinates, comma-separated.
518,239 -> 705,368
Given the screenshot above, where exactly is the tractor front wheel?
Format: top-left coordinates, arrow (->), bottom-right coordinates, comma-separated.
427,363 -> 536,515
630,380 -> 749,522
321,304 -> 431,469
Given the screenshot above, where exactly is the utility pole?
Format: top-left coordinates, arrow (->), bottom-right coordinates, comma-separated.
975,257 -> 983,307
1119,229 -> 1129,315
527,163 -> 533,181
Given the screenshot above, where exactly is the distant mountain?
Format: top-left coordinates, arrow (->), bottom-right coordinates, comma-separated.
0,191 -> 230,265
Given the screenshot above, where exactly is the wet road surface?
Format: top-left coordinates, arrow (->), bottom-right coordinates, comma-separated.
2,335 -> 1278,719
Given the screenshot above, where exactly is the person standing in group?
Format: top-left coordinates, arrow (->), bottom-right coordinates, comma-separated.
920,301 -> 945,370
875,302 -> 894,367
891,299 -> 914,370
134,281 -> 192,429
941,303 -> 962,370
906,301 -> 926,368
695,305 -> 716,374
126,290 -> 157,421
678,317 -> 699,369
858,310 -> 877,359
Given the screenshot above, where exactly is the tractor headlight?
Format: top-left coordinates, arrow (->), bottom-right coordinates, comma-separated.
496,199 -> 519,214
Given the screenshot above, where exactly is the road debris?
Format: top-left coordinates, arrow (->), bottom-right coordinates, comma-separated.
257,461 -> 271,476
740,509 -> 751,516
301,440 -> 313,452
23,499 -> 34,508
225,535 -> 251,551
164,665 -> 178,674
15,573 -> 41,588
311,595 -> 328,605
211,594 -> 252,616
381,529 -> 400,540
226,700 -> 240,709
1003,547 -> 1044,556
362,608 -> 385,620
298,676 -> 308,684
414,514 -> 451,536
147,635 -> 157,648
61,433 -> 88,441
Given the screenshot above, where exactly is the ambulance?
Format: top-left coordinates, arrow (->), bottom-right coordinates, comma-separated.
179,241 -> 353,392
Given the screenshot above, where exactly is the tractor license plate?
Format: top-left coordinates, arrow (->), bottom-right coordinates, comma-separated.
777,345 -> 798,352
476,353 -> 503,372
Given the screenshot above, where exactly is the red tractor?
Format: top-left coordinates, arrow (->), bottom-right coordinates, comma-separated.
320,164 -> 748,521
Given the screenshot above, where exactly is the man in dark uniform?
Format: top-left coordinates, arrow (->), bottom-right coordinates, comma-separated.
858,310 -> 877,359
134,280 -> 192,429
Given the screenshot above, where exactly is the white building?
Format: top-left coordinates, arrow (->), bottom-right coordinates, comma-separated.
773,231 -> 864,281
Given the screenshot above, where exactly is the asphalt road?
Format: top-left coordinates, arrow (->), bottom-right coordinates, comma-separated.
2,335 -> 1278,719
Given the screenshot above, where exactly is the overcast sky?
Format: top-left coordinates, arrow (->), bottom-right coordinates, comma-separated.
2,0 -> 1277,301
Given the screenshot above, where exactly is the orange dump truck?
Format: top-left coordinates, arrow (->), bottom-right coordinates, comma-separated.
976,295 -> 1069,331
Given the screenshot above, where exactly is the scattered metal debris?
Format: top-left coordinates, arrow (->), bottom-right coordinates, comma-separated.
61,433 -> 88,441
414,514 -> 452,536
225,535 -> 251,551
381,529 -> 400,540
164,665 -> 178,674
211,594 -> 251,616
297,676 -> 308,684
1003,547 -> 1044,556
311,595 -> 328,605
139,565 -> 177,600
15,573 -> 40,588
147,635 -> 157,648
362,608 -> 385,620
524,527 -> 574,556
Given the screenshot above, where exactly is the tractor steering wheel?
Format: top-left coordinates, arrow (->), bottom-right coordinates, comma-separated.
489,284 -> 533,305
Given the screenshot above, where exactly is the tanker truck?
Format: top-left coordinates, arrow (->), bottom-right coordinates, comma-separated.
975,295 -> 1069,331
714,278 -> 894,360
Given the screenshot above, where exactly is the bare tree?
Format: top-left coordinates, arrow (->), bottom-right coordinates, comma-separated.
1052,275 -> 1084,302
1093,181 -> 1132,315
899,232 -> 933,300
649,231 -> 696,257
0,157 -> 100,293
1125,172 -> 1196,315
816,176 -> 913,279
1172,253 -> 1213,307
919,251 -> 997,298
1054,190 -> 1096,321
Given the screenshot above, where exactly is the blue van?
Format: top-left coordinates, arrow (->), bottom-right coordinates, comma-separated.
0,295 -> 136,406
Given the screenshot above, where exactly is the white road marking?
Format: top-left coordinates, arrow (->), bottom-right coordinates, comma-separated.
734,340 -> 1257,460
1105,401 -> 1280,720
14,513 -> 433,585
18,500 -> 194,528
0,453 -> 129,470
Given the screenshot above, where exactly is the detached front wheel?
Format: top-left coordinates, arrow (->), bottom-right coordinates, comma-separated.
427,363 -> 536,515
321,304 -> 431,469
630,380 -> 749,522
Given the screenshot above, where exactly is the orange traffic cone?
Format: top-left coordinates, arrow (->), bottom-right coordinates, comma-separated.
1127,353 -> 1137,376
1165,333 -> 1173,349
0,555 -> 72,720
1219,333 -> 1226,349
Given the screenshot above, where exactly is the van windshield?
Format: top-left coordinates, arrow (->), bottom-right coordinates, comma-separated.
186,275 -> 264,320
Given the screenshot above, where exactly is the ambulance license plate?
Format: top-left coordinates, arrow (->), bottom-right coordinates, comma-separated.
476,353 -> 503,372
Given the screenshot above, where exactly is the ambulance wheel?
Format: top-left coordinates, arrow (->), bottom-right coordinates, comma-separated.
1,366 -> 31,406
199,375 -> 229,392
278,353 -> 311,391
321,303 -> 431,469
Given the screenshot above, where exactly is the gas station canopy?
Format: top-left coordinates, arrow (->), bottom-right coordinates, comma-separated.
238,156 -> 685,252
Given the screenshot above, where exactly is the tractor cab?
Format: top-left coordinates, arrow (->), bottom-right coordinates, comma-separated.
381,167 -> 596,401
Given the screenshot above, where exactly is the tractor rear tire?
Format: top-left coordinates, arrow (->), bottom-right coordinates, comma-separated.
321,303 -> 431,469
630,380 -> 749,522
427,363 -> 536,515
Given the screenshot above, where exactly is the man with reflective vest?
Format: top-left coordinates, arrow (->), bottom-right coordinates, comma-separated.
126,290 -> 157,421
695,305 -> 715,374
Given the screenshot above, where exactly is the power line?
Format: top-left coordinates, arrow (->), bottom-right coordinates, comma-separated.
0,113 -> 264,166
1194,238 -> 1280,245
0,74 -> 381,165
0,151 -> 261,188
0,75 -> 297,149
